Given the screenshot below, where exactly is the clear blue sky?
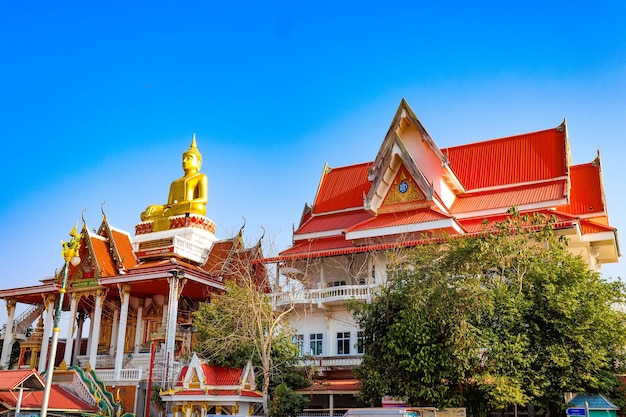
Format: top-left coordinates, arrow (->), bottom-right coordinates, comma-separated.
1,1 -> 625,304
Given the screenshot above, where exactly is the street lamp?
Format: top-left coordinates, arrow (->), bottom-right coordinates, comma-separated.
41,224 -> 81,417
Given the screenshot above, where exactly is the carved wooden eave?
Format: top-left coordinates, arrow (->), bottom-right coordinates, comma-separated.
81,226 -> 104,281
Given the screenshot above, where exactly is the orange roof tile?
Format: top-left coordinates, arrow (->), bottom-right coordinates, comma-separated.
451,180 -> 567,214
558,162 -> 605,216
442,127 -> 567,190
313,162 -> 372,214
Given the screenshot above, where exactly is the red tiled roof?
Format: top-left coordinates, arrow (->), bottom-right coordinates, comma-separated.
296,210 -> 373,235
161,389 -> 262,398
451,180 -> 567,214
579,219 -> 616,234
557,162 -> 605,216
177,364 -> 243,386
457,210 -> 579,233
296,378 -> 362,393
442,127 -> 567,190
280,236 -> 358,257
265,209 -> 580,263
0,385 -> 94,412
111,229 -> 138,270
313,163 -> 373,214
345,208 -> 454,232
90,235 -> 117,277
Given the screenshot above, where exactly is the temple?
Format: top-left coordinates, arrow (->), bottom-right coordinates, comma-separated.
0,138 -> 266,416
263,99 -> 620,414
0,100 -> 621,416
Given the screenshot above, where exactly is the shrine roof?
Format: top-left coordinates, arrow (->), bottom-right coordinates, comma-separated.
441,126 -> 568,190
0,369 -> 44,391
312,162 -> 373,214
178,364 -> 243,386
450,179 -> 568,214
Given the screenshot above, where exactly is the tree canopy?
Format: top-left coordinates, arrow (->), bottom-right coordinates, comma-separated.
349,210 -> 626,416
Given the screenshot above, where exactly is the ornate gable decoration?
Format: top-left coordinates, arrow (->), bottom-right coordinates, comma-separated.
383,166 -> 426,207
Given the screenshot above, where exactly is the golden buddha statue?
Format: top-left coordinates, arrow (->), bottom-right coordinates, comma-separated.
141,136 -> 209,222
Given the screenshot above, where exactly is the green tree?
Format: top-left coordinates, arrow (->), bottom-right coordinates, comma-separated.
350,209 -> 626,416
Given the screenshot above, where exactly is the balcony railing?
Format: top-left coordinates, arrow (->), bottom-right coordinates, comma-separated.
95,368 -> 143,382
272,284 -> 379,308
299,355 -> 362,370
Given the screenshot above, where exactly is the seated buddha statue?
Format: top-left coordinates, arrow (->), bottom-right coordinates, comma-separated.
140,136 -> 209,222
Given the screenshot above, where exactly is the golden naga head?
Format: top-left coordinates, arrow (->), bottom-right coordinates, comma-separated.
61,223 -> 82,263
184,134 -> 202,167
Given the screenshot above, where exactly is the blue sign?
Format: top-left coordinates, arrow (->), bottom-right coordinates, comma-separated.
567,408 -> 586,416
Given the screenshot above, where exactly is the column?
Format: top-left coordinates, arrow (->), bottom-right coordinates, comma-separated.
88,289 -> 106,369
164,270 -> 186,387
38,295 -> 55,373
0,299 -> 17,368
134,300 -> 144,353
114,284 -> 131,380
63,293 -> 79,365
72,311 -> 85,365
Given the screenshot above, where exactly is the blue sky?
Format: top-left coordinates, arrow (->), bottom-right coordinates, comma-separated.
1,0 -> 625,308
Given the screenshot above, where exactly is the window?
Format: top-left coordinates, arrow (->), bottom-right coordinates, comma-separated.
295,334 -> 304,356
337,332 -> 350,355
356,331 -> 365,354
310,333 -> 323,356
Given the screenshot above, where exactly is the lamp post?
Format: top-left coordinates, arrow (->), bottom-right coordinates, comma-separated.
40,225 -> 81,417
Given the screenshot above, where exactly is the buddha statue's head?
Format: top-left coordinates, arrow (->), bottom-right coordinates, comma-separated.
183,135 -> 202,170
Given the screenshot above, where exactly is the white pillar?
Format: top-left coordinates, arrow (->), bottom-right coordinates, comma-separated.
63,293 -> 79,365
134,301 -> 144,353
72,312 -> 85,365
88,290 -> 105,368
114,285 -> 131,380
38,295 -> 56,373
85,309 -> 94,358
0,300 -> 16,368
109,308 -> 119,355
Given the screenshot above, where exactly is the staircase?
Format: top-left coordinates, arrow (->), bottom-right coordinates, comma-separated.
12,304 -> 44,336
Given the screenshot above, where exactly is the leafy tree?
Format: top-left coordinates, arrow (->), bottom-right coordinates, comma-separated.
350,209 -> 626,416
194,273 -> 308,416
269,383 -> 310,417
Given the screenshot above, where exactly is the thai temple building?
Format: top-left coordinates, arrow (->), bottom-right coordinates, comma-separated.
264,99 -> 620,414
0,138 -> 265,416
